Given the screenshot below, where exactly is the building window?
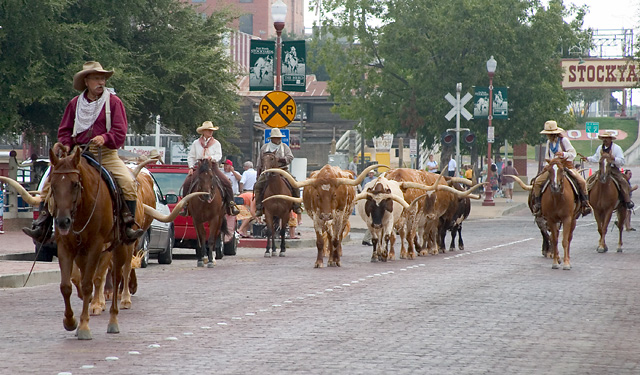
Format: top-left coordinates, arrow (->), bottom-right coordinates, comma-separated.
239,14 -> 253,35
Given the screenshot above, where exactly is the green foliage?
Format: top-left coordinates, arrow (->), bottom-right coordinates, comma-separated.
0,0 -> 240,146
310,0 -> 590,148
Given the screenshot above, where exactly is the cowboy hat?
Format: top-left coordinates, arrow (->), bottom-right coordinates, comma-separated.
149,149 -> 164,163
598,130 -> 617,140
197,121 -> 219,134
73,61 -> 114,91
270,128 -> 284,138
539,120 -> 564,134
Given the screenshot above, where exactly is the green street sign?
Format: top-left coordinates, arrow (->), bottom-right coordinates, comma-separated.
586,122 -> 599,133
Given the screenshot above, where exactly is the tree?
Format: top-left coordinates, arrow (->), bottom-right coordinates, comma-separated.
309,0 -> 590,149
0,0 -> 240,148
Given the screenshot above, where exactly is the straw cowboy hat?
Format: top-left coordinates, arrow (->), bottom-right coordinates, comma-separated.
196,121 -> 219,134
149,149 -> 164,163
598,130 -> 617,140
539,120 -> 564,134
269,128 -> 284,138
73,61 -> 114,91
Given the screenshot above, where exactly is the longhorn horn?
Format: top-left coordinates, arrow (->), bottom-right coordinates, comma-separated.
0,176 -> 42,206
400,181 -> 438,191
506,175 -> 532,191
263,194 -> 304,204
435,183 -> 483,199
353,191 -> 369,202
390,194 -> 410,209
142,192 -> 208,222
262,168 -> 316,188
334,164 -> 390,186
132,158 -> 156,178
449,177 -> 474,186
409,193 -> 430,207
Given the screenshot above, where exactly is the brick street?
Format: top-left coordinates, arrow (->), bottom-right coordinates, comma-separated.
1,208 -> 640,374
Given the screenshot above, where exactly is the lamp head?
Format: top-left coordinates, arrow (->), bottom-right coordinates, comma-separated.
486,55 -> 497,75
272,0 -> 287,24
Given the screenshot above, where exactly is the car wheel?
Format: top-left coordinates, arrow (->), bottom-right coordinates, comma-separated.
139,231 -> 150,268
158,226 -> 174,265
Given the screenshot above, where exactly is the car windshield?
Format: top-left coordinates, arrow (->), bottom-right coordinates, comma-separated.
151,172 -> 187,196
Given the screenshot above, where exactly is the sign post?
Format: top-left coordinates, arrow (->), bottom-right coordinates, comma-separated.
445,83 -> 473,176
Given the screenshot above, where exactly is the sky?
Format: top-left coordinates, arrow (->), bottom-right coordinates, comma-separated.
304,0 -> 640,31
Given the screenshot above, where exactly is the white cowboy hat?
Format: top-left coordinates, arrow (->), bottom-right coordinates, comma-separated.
73,61 -> 114,91
539,120 -> 564,135
598,130 -> 617,140
270,128 -> 284,138
197,121 -> 219,134
149,149 -> 164,163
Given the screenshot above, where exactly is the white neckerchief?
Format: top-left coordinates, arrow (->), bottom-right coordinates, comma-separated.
266,141 -> 282,153
73,89 -> 109,137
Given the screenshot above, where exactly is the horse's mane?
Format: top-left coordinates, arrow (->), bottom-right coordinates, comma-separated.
196,159 -> 216,175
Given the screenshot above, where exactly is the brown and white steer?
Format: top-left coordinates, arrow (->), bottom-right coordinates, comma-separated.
264,164 -> 384,268
355,175 -> 409,262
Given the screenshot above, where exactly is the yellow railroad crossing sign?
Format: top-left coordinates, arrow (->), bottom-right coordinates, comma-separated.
259,91 -> 297,128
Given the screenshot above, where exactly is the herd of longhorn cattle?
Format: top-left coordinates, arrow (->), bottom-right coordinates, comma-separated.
265,164 -> 483,268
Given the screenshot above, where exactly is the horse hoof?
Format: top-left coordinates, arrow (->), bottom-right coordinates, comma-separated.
107,323 -> 120,334
271,252 -> 278,257
596,247 -> 607,253
197,260 -> 204,267
121,300 -> 131,309
207,262 -> 215,268
563,264 -> 571,270
552,264 -> 559,269
264,252 -> 271,258
77,329 -> 92,340
279,252 -> 286,257
64,318 -> 78,332
617,248 -> 623,253
459,246 -> 464,251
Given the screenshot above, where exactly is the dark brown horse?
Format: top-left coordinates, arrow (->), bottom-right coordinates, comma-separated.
186,159 -> 229,267
260,152 -> 294,257
510,158 -> 580,270
588,153 -> 627,253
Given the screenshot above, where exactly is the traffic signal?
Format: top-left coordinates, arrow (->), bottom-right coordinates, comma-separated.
441,131 -> 454,146
463,130 -> 475,145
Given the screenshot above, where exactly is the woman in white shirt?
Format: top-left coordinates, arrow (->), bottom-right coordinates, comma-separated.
426,154 -> 438,173
181,121 -> 239,215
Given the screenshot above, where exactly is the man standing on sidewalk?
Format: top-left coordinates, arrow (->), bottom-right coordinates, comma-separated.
502,160 -> 518,203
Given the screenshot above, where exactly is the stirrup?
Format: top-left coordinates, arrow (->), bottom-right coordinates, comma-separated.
229,202 -> 240,216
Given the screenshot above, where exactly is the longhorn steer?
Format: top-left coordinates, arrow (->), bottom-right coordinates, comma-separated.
264,164 -> 384,267
355,176 -> 409,262
438,181 -> 472,252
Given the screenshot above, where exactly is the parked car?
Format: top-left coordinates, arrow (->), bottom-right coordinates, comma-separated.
145,163 -> 237,256
32,164 -> 175,266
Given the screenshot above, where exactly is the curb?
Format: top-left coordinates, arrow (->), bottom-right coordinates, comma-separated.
0,269 -> 60,289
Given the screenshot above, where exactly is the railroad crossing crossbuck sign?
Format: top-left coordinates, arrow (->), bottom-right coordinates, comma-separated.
259,91 -> 297,128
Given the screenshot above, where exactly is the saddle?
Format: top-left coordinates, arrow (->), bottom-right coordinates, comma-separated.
534,167 -> 580,198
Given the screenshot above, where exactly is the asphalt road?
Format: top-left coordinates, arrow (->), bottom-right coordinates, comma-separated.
1,209 -> 640,375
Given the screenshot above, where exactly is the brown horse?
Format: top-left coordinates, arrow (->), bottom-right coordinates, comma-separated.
588,153 -> 627,253
260,152 -> 293,257
186,159 -> 229,267
510,158 -> 580,270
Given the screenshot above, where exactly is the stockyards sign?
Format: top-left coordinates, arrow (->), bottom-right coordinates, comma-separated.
562,58 -> 640,89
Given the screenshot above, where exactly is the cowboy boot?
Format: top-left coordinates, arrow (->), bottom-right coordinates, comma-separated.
228,201 -> 240,216
124,200 -> 144,241
22,202 -> 53,243
580,194 -> 592,216
290,186 -> 303,214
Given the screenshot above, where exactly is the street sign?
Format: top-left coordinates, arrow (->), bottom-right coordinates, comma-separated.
445,92 -> 473,121
259,91 -> 297,128
264,128 -> 290,146
488,126 -> 495,143
409,138 -> 417,157
586,122 -> 599,133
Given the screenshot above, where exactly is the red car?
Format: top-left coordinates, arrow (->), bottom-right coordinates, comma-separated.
146,164 -> 237,256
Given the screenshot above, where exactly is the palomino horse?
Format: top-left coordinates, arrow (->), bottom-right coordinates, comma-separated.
588,153 -> 627,253
260,152 -> 294,257
186,159 -> 229,267
510,158 -> 580,270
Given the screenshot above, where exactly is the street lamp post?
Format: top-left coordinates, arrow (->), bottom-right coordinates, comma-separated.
271,0 -> 287,91
482,56 -> 497,206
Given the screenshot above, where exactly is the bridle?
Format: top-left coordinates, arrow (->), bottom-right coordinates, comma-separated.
50,162 -> 100,236
194,161 -> 217,202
